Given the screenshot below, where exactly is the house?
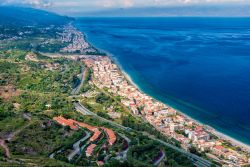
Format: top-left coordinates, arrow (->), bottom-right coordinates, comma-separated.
53,117 -> 102,142
212,145 -> 227,157
169,123 -> 179,132
96,161 -> 104,166
102,128 -> 116,145
86,144 -> 97,157
89,129 -> 102,142
53,116 -> 78,130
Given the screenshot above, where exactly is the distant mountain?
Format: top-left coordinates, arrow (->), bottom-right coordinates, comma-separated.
0,6 -> 72,27
79,5 -> 250,17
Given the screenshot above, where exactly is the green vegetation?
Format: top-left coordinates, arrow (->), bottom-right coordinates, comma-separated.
79,67 -> 93,93
0,50 -> 195,166
0,50 -> 84,166
128,142 -> 161,167
127,134 -> 193,167
0,51 -> 82,94
0,147 -> 5,157
95,92 -> 113,104
0,155 -> 74,167
84,67 -> 92,83
122,115 -> 181,147
163,146 -> 194,167
0,13 -> 199,165
0,17 -> 70,53
10,117 -> 84,156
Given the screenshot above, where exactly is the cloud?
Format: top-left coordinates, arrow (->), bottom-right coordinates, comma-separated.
123,0 -> 134,7
1,0 -> 250,15
0,0 -> 52,7
96,0 -> 134,8
1,0 -> 249,8
152,0 -> 249,5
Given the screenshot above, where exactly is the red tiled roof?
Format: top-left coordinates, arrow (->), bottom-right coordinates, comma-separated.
97,161 -> 104,166
214,145 -> 225,150
85,144 -> 97,157
83,59 -> 95,67
102,127 -> 116,145
195,126 -> 203,132
77,122 -> 96,131
53,116 -> 78,130
53,116 -> 106,143
76,122 -> 102,142
90,130 -> 102,142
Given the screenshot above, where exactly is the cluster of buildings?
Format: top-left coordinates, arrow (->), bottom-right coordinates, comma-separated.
0,25 -> 55,44
0,27 -> 31,41
41,62 -> 60,71
59,25 -> 96,54
25,53 -> 38,62
82,56 -> 250,166
25,53 -> 61,70
53,116 -> 117,158
211,145 -> 249,164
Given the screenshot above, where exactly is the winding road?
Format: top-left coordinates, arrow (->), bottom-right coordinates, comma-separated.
63,56 -> 213,167
68,130 -> 91,161
153,151 -> 165,166
74,102 -> 130,131
71,66 -> 85,95
74,102 -> 213,167
115,133 -> 131,161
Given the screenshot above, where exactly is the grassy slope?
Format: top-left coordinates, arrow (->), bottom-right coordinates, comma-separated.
0,7 -> 195,166
0,51 -> 83,166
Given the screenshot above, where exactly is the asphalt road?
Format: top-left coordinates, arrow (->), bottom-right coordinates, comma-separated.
74,102 -> 213,167
71,67 -> 85,95
68,130 -> 91,161
74,102 -> 129,131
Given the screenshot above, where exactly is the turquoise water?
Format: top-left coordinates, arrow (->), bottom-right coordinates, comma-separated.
76,17 -> 250,145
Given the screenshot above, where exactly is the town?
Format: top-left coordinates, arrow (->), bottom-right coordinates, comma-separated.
82,56 -> 250,166
59,25 -> 98,55
1,7 -> 250,166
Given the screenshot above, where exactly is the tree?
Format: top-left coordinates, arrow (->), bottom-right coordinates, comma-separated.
95,93 -> 110,104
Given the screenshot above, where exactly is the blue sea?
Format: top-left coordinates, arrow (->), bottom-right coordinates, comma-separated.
76,17 -> 250,145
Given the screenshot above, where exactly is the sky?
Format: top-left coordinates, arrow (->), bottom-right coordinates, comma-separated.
0,0 -> 250,16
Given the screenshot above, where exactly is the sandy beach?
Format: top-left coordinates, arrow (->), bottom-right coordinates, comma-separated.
112,55 -> 250,153
79,25 -> 250,154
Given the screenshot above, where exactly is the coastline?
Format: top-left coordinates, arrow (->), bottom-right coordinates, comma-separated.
118,60 -> 250,152
74,23 -> 250,152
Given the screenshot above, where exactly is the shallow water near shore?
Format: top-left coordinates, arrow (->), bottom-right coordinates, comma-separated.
76,17 -> 250,145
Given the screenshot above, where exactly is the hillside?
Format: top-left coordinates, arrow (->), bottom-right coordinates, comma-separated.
0,7 -> 210,167
0,6 -> 72,27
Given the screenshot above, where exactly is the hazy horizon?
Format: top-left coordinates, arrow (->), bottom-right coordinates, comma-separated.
0,0 -> 250,17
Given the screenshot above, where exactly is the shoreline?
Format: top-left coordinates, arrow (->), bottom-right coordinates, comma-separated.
106,54 -> 250,152
118,61 -> 250,152
75,24 -> 250,152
